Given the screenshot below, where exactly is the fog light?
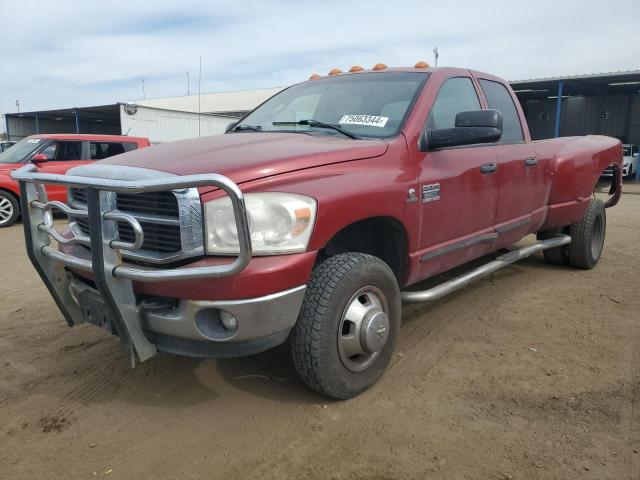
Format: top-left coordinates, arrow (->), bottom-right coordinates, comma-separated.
220,310 -> 238,332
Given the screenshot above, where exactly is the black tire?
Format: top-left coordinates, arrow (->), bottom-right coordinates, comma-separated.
0,191 -> 19,228
537,228 -> 569,265
568,198 -> 606,269
290,253 -> 401,399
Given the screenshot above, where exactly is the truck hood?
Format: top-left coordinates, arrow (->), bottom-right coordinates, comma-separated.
98,133 -> 388,188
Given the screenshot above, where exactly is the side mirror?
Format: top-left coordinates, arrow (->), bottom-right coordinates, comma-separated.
423,109 -> 503,150
31,153 -> 49,163
225,121 -> 239,133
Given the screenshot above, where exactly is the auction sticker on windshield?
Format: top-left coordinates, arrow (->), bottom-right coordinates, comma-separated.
27,139 -> 41,143
339,115 -> 389,128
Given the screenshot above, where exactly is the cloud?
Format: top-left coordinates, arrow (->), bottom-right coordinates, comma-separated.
1,0 -> 639,121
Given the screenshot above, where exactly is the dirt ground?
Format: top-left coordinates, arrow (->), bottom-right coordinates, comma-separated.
1,186 -> 639,480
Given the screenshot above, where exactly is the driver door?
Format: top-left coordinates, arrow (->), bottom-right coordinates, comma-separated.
416,76 -> 499,278
33,140 -> 87,202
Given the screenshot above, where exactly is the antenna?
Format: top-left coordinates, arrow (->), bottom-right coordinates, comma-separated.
142,78 -> 146,99
433,47 -> 439,67
198,56 -> 202,138
187,72 -> 190,96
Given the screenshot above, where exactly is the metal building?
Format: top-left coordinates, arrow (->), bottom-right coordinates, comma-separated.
4,104 -> 237,144
136,87 -> 284,117
512,70 -> 640,144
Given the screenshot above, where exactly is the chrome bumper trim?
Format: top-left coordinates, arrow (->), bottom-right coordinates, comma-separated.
141,285 -> 307,342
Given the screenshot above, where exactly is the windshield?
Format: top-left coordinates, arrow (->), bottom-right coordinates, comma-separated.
236,72 -> 428,139
0,137 -> 43,164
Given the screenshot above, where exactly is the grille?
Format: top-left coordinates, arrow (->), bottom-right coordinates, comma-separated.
70,188 -> 182,254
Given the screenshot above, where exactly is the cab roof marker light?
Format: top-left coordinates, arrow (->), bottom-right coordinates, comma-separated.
372,63 -> 387,70
309,73 -> 322,80
414,61 -> 429,68
328,68 -> 342,76
349,65 -> 364,72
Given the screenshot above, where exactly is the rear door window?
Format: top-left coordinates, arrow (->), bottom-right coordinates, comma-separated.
479,79 -> 524,143
89,142 -> 136,160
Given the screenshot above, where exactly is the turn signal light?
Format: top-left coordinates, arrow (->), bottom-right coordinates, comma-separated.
372,63 -> 387,70
328,68 -> 343,76
309,73 -> 321,80
349,65 -> 364,72
414,61 -> 429,68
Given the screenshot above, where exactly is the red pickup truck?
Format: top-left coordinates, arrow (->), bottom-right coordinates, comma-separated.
12,65 -> 622,399
0,134 -> 149,227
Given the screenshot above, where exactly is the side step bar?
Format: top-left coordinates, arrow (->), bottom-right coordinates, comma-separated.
401,235 -> 571,303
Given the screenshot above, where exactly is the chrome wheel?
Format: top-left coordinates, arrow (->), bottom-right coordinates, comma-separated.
0,197 -> 14,225
338,286 -> 390,372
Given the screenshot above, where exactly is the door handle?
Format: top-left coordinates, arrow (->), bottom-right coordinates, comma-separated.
480,163 -> 497,174
525,157 -> 538,167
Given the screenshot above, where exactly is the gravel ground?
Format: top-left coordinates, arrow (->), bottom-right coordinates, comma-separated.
0,185 -> 639,479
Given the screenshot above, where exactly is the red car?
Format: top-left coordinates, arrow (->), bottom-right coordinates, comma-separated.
0,134 -> 149,227
12,65 -> 622,399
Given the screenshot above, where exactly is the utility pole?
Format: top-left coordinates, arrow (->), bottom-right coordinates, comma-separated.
187,72 -> 190,96
15,100 -> 20,113
433,47 -> 439,67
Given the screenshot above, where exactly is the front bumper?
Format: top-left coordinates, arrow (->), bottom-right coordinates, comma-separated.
69,276 -> 306,357
10,164 -> 284,365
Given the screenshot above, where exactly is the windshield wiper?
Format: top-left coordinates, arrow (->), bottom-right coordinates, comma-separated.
233,124 -> 262,132
272,119 -> 360,139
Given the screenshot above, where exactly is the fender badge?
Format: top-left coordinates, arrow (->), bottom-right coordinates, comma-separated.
422,183 -> 441,203
406,188 -> 417,203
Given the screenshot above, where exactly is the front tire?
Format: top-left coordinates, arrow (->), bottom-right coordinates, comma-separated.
291,253 -> 401,399
568,198 -> 606,269
0,191 -> 19,228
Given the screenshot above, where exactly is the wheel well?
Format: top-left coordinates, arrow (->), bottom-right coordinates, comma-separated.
320,217 -> 408,283
0,187 -> 19,202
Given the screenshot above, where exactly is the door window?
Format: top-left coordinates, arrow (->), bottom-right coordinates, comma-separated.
479,79 -> 524,143
89,142 -> 133,160
38,141 -> 82,161
427,77 -> 481,130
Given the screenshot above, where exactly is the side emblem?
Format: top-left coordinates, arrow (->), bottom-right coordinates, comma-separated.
406,188 -> 417,203
422,183 -> 441,203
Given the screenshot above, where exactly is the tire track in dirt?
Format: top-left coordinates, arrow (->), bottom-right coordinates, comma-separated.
86,355 -> 320,479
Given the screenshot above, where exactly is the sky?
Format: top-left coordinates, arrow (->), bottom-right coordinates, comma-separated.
1,0 -> 639,128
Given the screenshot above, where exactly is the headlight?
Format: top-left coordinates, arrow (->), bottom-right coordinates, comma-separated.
204,192 -> 317,255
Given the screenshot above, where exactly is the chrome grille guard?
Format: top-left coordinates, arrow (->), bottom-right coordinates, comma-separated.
11,164 -> 253,365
